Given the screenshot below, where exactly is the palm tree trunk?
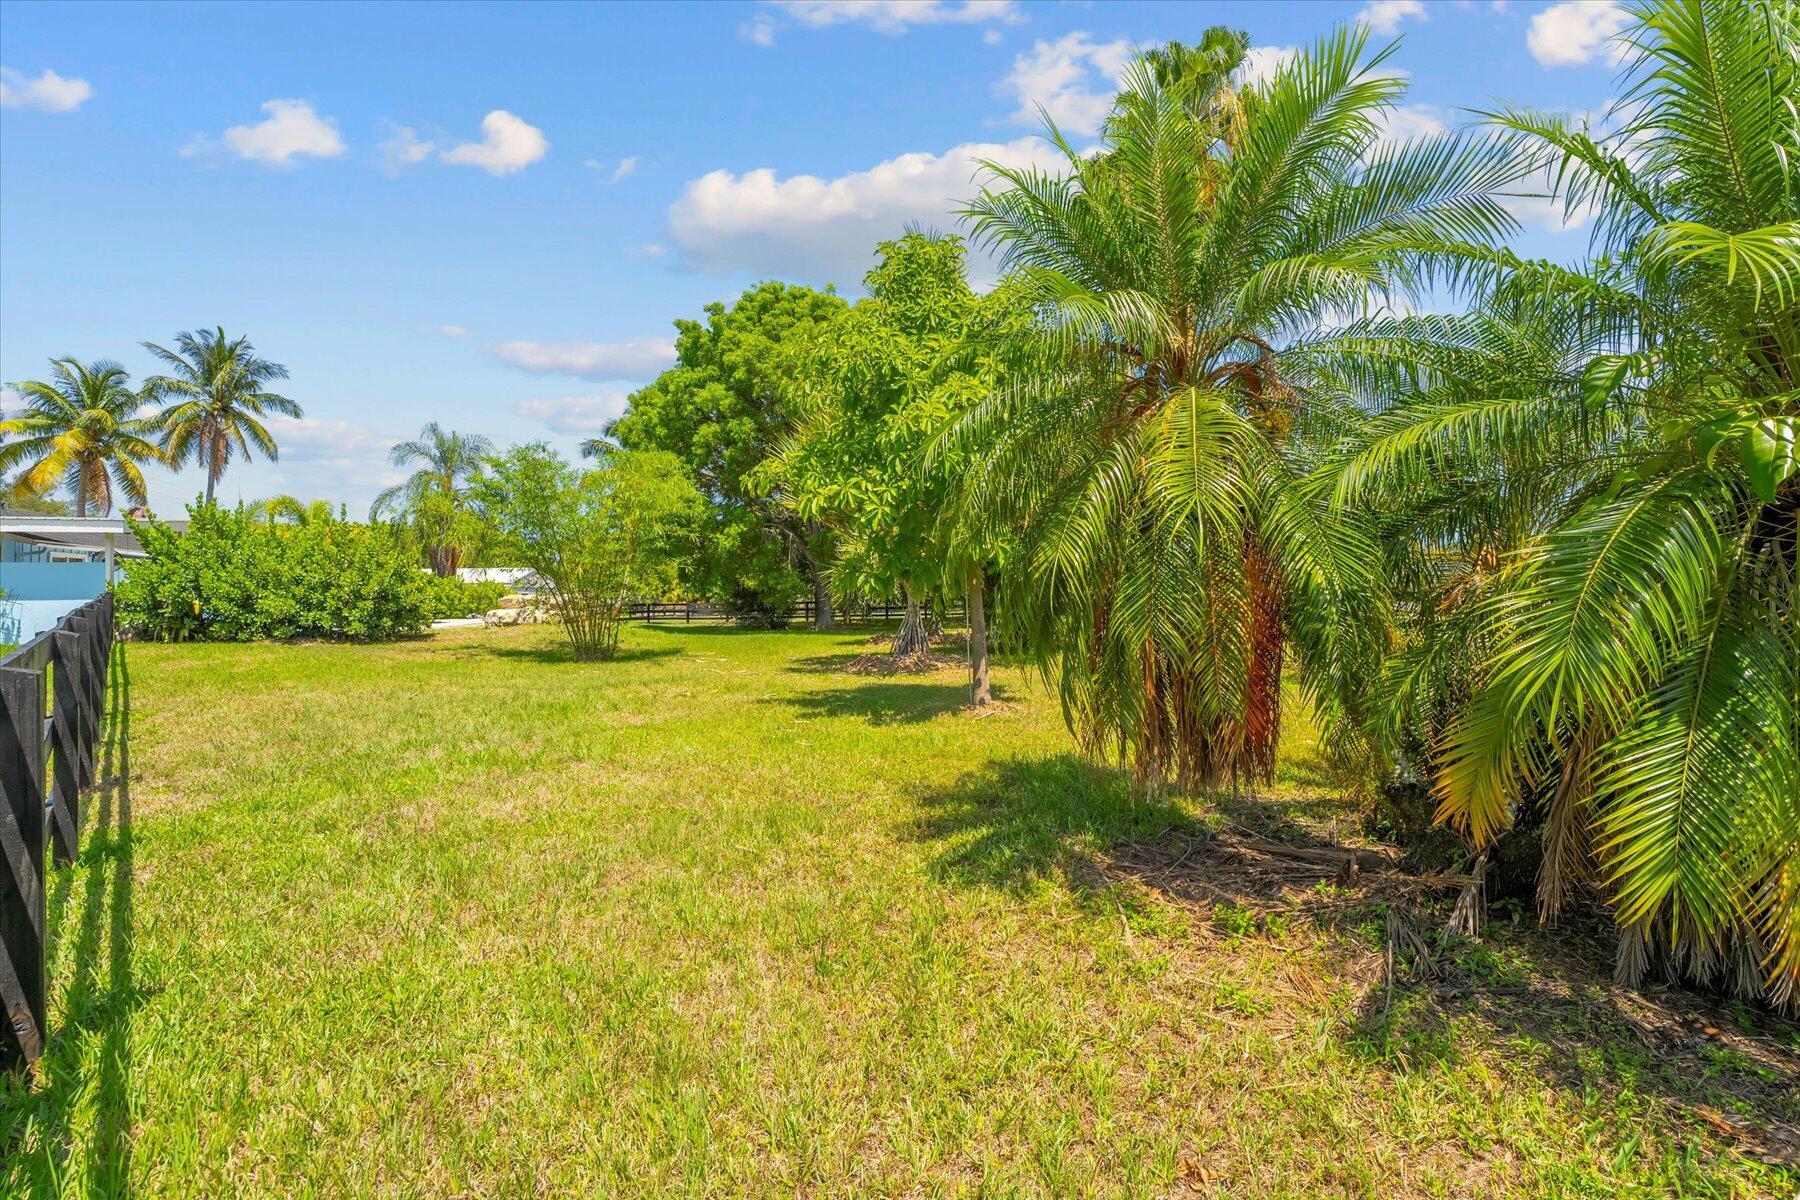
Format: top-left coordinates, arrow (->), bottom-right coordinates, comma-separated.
203,424 -> 227,507
968,568 -> 991,707
1241,530 -> 1284,786
893,586 -> 930,657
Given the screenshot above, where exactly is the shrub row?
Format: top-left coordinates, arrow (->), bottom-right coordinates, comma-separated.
116,506 -> 433,641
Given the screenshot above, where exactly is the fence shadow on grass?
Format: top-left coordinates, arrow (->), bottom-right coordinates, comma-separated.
5,646 -> 139,1197
907,752 -> 1800,1171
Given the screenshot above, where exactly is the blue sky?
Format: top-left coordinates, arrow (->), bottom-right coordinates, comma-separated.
1,0 -> 1631,513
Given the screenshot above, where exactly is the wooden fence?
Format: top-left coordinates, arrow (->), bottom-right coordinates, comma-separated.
0,592 -> 114,1070
624,598 -> 966,624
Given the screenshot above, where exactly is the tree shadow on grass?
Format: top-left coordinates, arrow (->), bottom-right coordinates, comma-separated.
768,680 -> 1009,726
907,752 -> 1800,1172
909,754 -> 1206,894
1,645 -> 139,1197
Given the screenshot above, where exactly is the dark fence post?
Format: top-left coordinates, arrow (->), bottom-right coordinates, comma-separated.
49,630 -> 82,866
63,617 -> 93,792
0,666 -> 47,1070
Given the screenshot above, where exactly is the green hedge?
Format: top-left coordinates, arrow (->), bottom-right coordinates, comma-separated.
116,505 -> 432,641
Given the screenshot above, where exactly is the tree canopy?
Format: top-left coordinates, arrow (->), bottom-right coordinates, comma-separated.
609,281 -> 848,624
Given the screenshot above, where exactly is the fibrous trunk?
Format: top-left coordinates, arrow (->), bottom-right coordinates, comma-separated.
428,544 -> 461,578
1240,530 -> 1284,786
893,588 -> 931,657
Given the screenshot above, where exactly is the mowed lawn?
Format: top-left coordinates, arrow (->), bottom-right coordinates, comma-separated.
4,624 -> 1796,1198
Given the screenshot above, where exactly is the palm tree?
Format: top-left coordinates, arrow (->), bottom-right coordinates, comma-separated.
371,423 -> 493,576
951,28 -> 1516,790
252,494 -> 338,525
140,327 -> 300,506
1338,0 -> 1798,1005
0,357 -> 165,516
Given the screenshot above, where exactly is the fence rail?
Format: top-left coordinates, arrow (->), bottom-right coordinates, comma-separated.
624,598 -> 967,625
0,592 -> 114,1071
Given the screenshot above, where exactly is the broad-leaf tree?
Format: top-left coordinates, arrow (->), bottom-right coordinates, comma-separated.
953,28 -> 1517,788
1,357 -> 164,516
140,327 -> 300,506
608,282 -> 847,627
778,233 -> 1020,696
371,423 -> 493,576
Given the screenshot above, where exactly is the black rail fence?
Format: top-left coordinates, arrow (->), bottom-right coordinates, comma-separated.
625,598 -> 967,624
0,592 -> 115,1070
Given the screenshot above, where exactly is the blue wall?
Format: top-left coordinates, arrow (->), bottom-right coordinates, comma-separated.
0,561 -> 108,642
0,561 -> 106,601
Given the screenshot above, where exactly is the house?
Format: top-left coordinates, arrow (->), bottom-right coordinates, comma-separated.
0,508 -> 184,642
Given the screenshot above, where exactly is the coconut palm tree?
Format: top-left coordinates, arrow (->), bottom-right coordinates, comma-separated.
951,27 -> 1517,790
140,327 -> 300,506
1335,0 -> 1799,1004
371,423 -> 493,576
0,357 -> 165,516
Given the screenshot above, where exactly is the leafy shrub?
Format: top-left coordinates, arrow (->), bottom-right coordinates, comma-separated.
474,444 -> 700,660
422,576 -> 508,621
115,504 -> 431,641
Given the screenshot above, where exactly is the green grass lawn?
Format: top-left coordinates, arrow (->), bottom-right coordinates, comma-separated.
4,623 -> 1796,1198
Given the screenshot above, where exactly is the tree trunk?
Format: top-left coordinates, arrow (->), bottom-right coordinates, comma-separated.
1241,530 -> 1284,786
811,568 -> 835,631
893,587 -> 931,657
203,465 -> 217,508
968,568 -> 991,707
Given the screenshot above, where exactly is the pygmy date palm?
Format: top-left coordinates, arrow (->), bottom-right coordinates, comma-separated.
372,423 -> 494,576
1335,0 -> 1799,1004
952,27 -> 1517,791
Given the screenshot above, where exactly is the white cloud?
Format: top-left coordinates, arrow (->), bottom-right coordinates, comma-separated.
743,13 -> 778,46
668,135 -> 1067,285
437,324 -> 469,337
641,243 -> 667,257
983,29 -> 1003,45
1237,44 -> 1299,89
0,67 -> 93,113
441,110 -> 548,176
770,1 -> 1022,35
1377,103 -> 1447,144
241,416 -> 405,513
515,392 -> 633,435
1528,1 -> 1629,67
1357,0 -> 1427,35
610,155 -> 638,182
492,337 -> 676,379
998,32 -> 1132,137
377,121 -> 436,174
186,99 -> 346,167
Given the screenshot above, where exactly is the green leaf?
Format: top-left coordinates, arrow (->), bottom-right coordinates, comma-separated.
1741,416 -> 1799,503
